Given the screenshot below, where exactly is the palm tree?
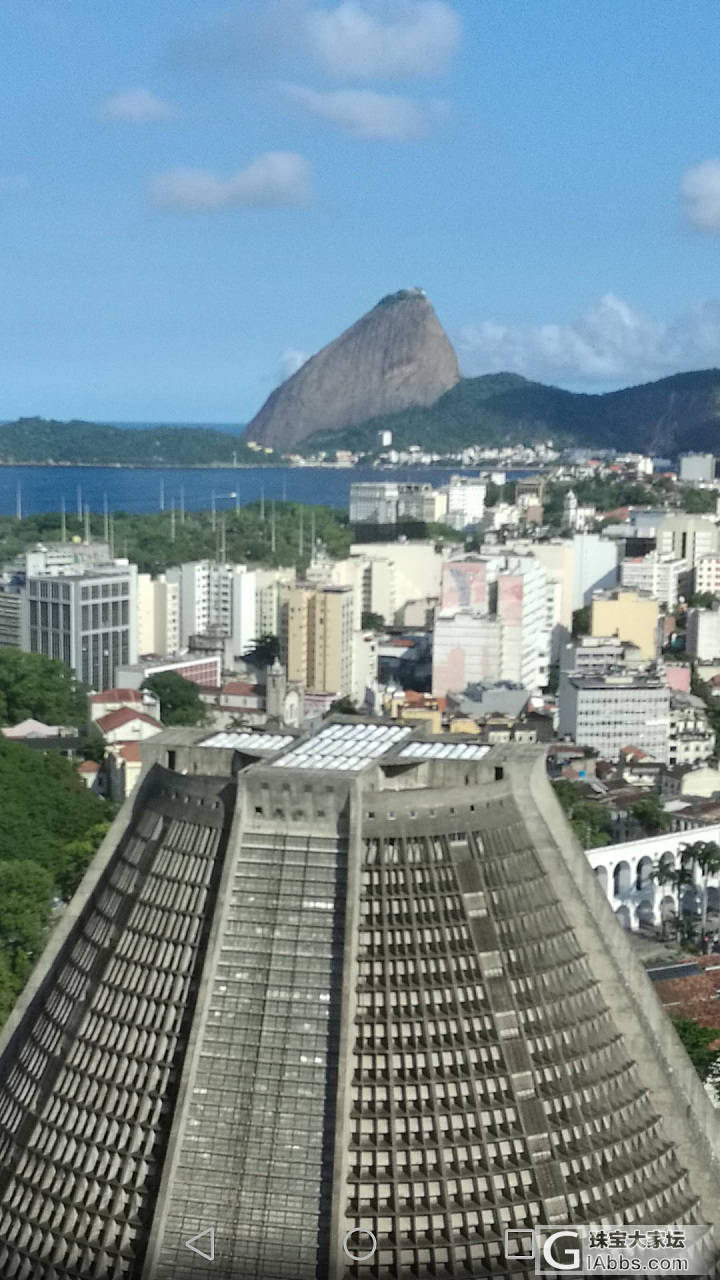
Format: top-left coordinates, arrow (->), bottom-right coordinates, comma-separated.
679,841 -> 720,935
652,856 -> 695,940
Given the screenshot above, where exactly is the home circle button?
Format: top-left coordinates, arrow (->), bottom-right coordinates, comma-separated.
342,1227 -> 377,1263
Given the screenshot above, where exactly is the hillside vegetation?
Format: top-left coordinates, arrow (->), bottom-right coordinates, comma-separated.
0,502 -> 353,574
0,418 -> 274,466
300,369 -> 720,457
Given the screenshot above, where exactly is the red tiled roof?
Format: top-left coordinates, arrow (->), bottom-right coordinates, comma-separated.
653,959 -> 720,1029
221,681 -> 260,696
96,708 -> 163,734
403,691 -> 446,710
115,741 -> 142,763
77,760 -> 99,774
90,688 -> 144,704
620,745 -> 651,760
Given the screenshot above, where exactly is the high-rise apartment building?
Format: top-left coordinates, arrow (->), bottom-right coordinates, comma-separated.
167,561 -> 257,657
255,567 -> 296,638
0,721 -> 718,1279
433,555 -> 550,696
137,572 -> 180,656
445,474 -> 486,528
694,552 -> 720,597
281,583 -> 355,696
20,562 -> 138,691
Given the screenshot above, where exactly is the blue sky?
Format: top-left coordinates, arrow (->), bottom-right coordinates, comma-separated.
2,0 -> 720,422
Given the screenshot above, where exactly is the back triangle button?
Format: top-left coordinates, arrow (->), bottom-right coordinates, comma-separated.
184,1227 -> 215,1261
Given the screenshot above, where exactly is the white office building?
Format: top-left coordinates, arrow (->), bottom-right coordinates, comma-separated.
445,475 -> 487,529
349,482 -> 400,525
679,453 -> 717,484
620,551 -> 689,608
558,669 -> 671,762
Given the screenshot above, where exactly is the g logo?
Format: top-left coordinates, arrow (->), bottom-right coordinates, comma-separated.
542,1229 -> 582,1272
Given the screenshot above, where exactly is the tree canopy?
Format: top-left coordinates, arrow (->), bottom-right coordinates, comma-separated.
0,650 -> 88,726
551,780 -> 612,848
142,672 -> 209,726
0,738 -> 112,1024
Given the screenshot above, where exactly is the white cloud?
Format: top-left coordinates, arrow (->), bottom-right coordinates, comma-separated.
305,0 -> 461,78
279,348 -> 311,379
0,174 -> 28,194
284,83 -> 448,138
681,159 -> 720,232
457,294 -> 720,385
149,151 -> 313,212
99,88 -> 177,122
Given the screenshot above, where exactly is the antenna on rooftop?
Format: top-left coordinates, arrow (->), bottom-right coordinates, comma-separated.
160,479 -> 165,512
299,507 -> 304,559
15,483 -> 21,521
60,496 -> 66,544
260,486 -> 265,522
83,504 -> 90,544
271,500 -> 276,554
76,485 -> 82,521
109,515 -> 115,558
170,500 -> 176,543
220,513 -> 227,564
180,485 -> 185,525
103,494 -> 109,544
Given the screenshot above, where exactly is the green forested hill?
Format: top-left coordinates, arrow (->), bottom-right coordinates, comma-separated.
0,418 -> 274,465
299,369 -> 720,456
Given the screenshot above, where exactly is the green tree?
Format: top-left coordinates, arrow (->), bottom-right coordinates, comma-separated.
690,592 -> 718,609
0,862 -> 54,969
672,1017 -> 720,1089
361,611 -> 385,632
572,605 -> 591,638
0,650 -> 88,726
632,795 -> 670,836
244,634 -> 281,666
142,672 -> 209,727
551,780 -> 612,848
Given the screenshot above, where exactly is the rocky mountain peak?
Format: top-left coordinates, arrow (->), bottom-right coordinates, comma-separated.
244,289 -> 461,451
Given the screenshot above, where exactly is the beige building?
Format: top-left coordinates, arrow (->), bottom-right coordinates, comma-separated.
306,552 -> 366,627
281,583 -> 354,696
350,540 -> 447,624
590,588 -> 659,661
137,573 -> 180,657
656,514 -> 719,566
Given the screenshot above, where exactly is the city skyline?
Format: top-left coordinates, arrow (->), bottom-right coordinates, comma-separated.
1,1 -> 720,421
